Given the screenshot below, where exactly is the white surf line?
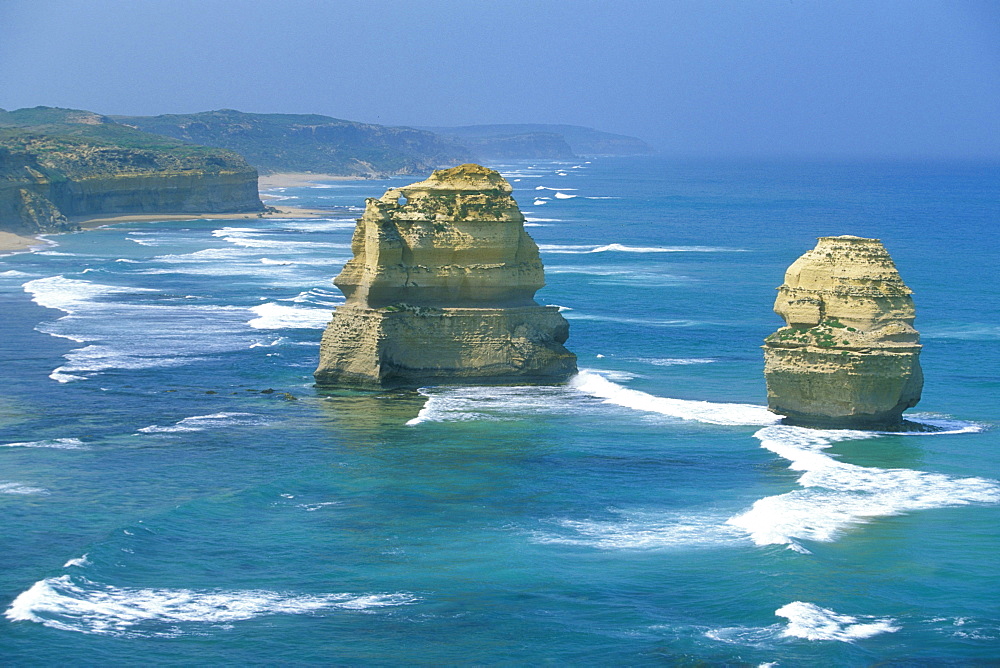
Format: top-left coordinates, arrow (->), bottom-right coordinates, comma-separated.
726,423 -> 1000,553
570,369 -> 778,426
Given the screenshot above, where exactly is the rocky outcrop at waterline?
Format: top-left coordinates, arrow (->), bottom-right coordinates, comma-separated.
0,107 -> 263,234
763,235 -> 923,428
314,163 -> 577,389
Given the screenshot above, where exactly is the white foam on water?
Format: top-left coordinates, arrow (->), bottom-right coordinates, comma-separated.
2,438 -> 86,449
706,602 -> 898,647
278,287 -> 343,307
260,258 -> 293,266
248,302 -> 332,329
586,368 -> 638,382
775,601 -> 899,641
570,370 -> 779,426
249,337 -> 287,348
562,312 -> 705,327
298,501 -> 341,512
535,186 -> 578,191
276,219 -> 358,232
114,259 -> 139,263
532,510 -> 747,550
532,199 -> 548,206
406,384 -> 588,426
23,276 -> 157,314
539,243 -> 745,254
409,370 -> 776,428
554,192 -> 577,199
5,575 -> 417,636
1,482 -> 48,495
634,357 -> 716,367
523,217 -> 562,222
0,269 -> 34,278
24,276 -> 302,381
50,370 -> 88,383
212,227 -> 349,251
63,554 -> 90,568
138,412 -> 265,434
726,423 -> 1000,551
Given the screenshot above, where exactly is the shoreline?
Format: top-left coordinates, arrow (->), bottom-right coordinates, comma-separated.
0,205 -> 341,253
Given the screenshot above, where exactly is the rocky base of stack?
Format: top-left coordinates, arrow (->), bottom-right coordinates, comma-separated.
315,305 -> 577,390
764,343 -> 923,428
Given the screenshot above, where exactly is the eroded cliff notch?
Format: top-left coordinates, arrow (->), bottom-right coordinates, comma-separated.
763,235 -> 923,428
315,163 -> 577,389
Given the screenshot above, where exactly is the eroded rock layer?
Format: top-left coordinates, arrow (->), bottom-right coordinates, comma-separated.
315,164 -> 576,389
763,235 -> 923,427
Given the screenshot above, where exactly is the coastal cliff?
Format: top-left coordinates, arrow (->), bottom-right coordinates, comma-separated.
0,107 -> 262,234
315,164 -> 577,389
763,235 -> 923,428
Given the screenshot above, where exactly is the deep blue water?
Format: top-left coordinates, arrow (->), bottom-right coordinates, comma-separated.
1,157 -> 998,665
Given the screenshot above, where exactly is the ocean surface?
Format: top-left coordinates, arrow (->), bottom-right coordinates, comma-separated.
1,157 -> 997,665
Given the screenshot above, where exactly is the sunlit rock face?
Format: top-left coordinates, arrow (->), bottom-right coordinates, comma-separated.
763,235 -> 923,428
315,164 -> 577,389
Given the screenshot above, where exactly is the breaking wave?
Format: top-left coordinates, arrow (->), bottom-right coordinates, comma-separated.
5,575 -> 417,637
726,422 -> 999,552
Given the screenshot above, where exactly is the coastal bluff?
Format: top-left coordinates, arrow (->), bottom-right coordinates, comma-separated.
0,107 -> 262,235
315,164 -> 577,389
763,235 -> 923,428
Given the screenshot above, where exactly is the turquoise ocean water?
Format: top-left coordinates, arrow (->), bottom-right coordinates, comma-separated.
1,157 -> 997,665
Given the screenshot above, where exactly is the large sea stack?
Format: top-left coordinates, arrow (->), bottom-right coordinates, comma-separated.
763,235 -> 923,428
314,163 -> 577,389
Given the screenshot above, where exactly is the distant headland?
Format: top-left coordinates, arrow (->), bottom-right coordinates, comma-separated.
0,106 -> 651,250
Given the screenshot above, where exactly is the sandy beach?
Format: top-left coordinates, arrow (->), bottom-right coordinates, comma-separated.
0,231 -> 49,254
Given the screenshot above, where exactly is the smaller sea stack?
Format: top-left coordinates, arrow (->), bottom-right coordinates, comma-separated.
763,235 -> 923,428
315,164 -> 576,389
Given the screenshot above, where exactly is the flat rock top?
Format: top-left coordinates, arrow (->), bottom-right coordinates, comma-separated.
399,163 -> 512,194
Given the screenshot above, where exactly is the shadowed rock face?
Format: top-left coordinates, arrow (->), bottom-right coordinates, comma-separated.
763,235 -> 923,428
315,164 -> 577,390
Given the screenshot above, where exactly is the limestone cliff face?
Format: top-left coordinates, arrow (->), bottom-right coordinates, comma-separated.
0,112 -> 262,234
315,163 -> 577,389
763,236 -> 923,427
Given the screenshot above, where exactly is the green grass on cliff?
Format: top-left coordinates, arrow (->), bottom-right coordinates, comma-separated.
0,108 -> 255,176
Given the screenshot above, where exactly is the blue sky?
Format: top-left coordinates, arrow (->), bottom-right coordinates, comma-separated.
1,0 -> 997,158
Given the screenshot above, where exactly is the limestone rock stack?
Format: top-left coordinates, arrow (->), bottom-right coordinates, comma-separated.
315,164 -> 577,389
763,236 -> 923,427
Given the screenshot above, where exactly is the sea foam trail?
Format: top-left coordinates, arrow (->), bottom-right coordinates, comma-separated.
532,510 -> 748,550
0,482 -> 48,495
571,370 -> 778,426
407,370 -> 778,427
5,575 -> 417,637
538,243 -> 745,254
726,423 -> 1000,552
138,412 -> 265,434
2,438 -> 86,449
